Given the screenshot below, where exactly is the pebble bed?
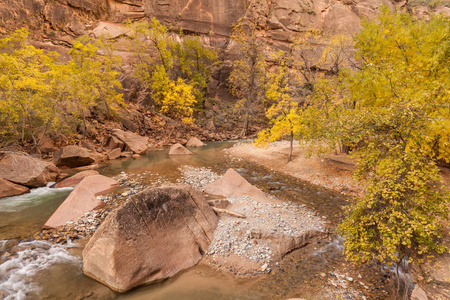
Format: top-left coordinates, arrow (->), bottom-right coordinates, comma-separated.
178,166 -> 327,275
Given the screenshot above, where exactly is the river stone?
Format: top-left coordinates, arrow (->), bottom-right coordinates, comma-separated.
111,129 -> 148,154
44,175 -> 119,228
82,184 -> 218,293
203,168 -> 269,203
186,137 -> 205,147
169,143 -> 193,155
0,153 -> 59,188
53,170 -> 99,188
0,177 -> 30,198
107,148 -> 121,160
53,145 -> 95,168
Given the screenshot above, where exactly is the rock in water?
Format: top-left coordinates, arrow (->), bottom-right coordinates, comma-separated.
53,145 -> 95,168
44,175 -> 119,228
0,153 -> 59,188
186,137 -> 205,147
82,184 -> 218,292
203,168 -> 269,203
169,143 -> 193,155
53,170 -> 99,188
0,177 -> 30,199
111,129 -> 148,154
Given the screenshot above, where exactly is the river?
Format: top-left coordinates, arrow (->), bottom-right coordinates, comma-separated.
0,142 -> 389,299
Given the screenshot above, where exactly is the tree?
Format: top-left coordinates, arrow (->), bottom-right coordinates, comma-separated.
0,29 -> 62,149
228,19 -> 266,137
0,30 -> 125,148
336,9 -> 450,268
128,19 -> 218,123
255,50 -> 301,162
289,8 -> 450,272
65,35 -> 124,136
178,36 -> 218,107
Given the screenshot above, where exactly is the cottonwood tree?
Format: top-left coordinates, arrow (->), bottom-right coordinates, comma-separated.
255,50 -> 301,162
228,19 -> 266,137
128,19 -> 218,123
336,9 -> 450,270
65,35 -> 124,137
289,9 -> 450,281
0,30 -> 124,148
0,29 -> 61,148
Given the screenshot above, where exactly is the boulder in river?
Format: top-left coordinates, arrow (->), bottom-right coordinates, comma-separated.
53,145 -> 95,168
203,168 -> 269,203
0,153 -> 59,188
0,177 -> 30,198
83,184 -> 218,292
44,175 -> 119,228
169,143 -> 193,155
53,170 -> 99,188
186,137 -> 205,147
111,129 -> 148,154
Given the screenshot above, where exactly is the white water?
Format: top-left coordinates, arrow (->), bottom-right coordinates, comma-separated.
0,183 -> 73,213
0,240 -> 79,300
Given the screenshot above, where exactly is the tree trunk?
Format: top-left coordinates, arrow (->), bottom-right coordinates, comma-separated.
288,130 -> 293,163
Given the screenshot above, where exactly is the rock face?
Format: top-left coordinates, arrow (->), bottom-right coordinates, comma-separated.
111,129 -> 148,154
147,0 -> 246,36
204,168 -> 269,203
0,154 -> 59,188
169,143 -> 193,155
53,145 -> 95,168
44,175 -> 119,228
186,137 -> 205,147
0,177 -> 30,199
53,170 -> 99,188
83,184 -> 218,292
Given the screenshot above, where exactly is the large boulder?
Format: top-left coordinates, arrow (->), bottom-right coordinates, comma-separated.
44,175 -> 119,228
186,137 -> 205,147
203,168 -> 269,203
111,129 -> 148,154
83,184 -> 218,292
0,153 -> 59,188
53,145 -> 95,168
53,170 -> 99,188
169,143 -> 193,155
0,177 -> 30,199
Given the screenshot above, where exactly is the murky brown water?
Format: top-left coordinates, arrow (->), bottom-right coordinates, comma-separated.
0,142 -> 390,299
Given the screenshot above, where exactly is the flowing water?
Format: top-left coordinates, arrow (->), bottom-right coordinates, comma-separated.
0,142 -> 388,299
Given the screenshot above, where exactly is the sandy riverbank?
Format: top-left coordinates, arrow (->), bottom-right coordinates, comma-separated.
227,141 -> 361,195
227,140 -> 450,195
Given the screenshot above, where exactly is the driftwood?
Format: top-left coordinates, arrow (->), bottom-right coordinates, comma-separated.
211,207 -> 246,219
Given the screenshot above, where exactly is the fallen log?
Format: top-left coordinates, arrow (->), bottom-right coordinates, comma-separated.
212,207 -> 246,218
